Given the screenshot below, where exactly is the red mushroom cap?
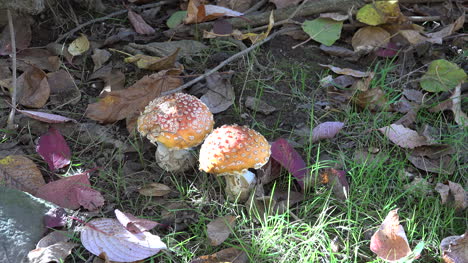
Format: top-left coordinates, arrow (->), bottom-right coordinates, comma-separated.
137,93 -> 214,149
199,124 -> 271,175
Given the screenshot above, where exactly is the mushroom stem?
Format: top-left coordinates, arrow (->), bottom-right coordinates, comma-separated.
224,170 -> 256,202
155,142 -> 196,172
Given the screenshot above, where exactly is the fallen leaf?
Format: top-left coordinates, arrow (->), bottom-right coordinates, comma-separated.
352,26 -> 390,53
200,72 -> 235,114
302,18 -> 343,46
411,144 -> 455,159
399,30 -> 428,45
320,75 -> 356,88
403,177 -> 431,197
68,34 -> 90,57
184,0 -> 243,24
256,159 -> 282,186
402,89 -> 424,104
17,66 -> 50,108
379,124 -> 430,149
450,84 -> 467,127
36,231 -> 71,248
190,247 -> 248,263
319,44 -> 355,58
91,49 -> 112,72
85,69 -> 182,124
0,155 -> 45,194
441,232 -> 468,263
408,155 -> 454,175
43,208 -> 67,228
47,69 -> 81,106
269,0 -> 301,9
128,10 -> 155,35
357,1 -> 404,26
167,11 -> 187,29
394,108 -> 418,127
81,218 -> 166,262
0,14 -> 32,55
370,209 -> 412,262
114,209 -> 160,234
103,29 -> 136,46
28,239 -> 76,263
138,183 -> 172,197
46,42 -> 74,64
128,40 -> 207,58
17,109 -> 78,123
320,12 -> 349,21
311,121 -> 344,142
319,64 -> 371,78
420,59 -> 466,93
217,0 -> 253,12
352,87 -> 388,111
207,216 -> 236,246
89,64 -> 126,94
426,15 -> 465,44
435,181 -> 467,210
35,171 -> 105,211
270,138 -> 310,189
245,96 -> 276,115
319,168 -> 349,200
233,11 -> 274,44
36,127 -> 71,171
124,48 -> 179,71
375,42 -> 399,57
16,48 -> 61,72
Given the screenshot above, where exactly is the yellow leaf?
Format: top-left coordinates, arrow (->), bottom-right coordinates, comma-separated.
357,1 -> 403,26
67,34 -> 90,56
235,11 -> 274,44
124,48 -> 180,71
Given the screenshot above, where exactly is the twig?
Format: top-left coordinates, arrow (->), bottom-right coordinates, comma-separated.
244,0 -> 268,15
6,9 -> 17,130
55,0 -> 177,42
162,28 -> 294,96
407,16 -> 441,22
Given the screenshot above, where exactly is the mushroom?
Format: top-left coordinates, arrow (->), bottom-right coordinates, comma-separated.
199,124 -> 271,202
137,93 -> 214,172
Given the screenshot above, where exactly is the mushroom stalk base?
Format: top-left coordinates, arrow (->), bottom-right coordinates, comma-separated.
155,142 -> 196,172
224,170 -> 256,202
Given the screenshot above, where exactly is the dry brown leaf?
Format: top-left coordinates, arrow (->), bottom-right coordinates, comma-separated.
441,232 -> 468,263
184,0 -> 243,24
124,48 -> 179,71
411,144 -> 455,159
408,155 -> 454,175
352,26 -> 390,53
85,69 -> 182,124
426,15 -> 465,44
92,49 -> 112,72
138,183 -> 172,197
17,66 -> 50,108
190,248 -> 248,263
379,124 -> 430,149
269,0 -> 301,9
318,64 -> 371,78
352,87 -> 388,111
128,10 -> 156,35
435,181 -> 467,210
0,15 -> 32,55
47,70 -> 81,106
207,216 -> 236,246
450,84 -> 467,127
370,209 -> 412,262
200,72 -> 235,114
16,48 -> 61,72
0,155 -> 45,195
399,30 -> 428,45
216,0 -> 253,12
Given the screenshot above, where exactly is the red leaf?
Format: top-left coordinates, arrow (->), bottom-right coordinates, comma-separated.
376,42 -> 399,57
43,207 -> 67,228
270,138 -> 309,189
18,109 -> 78,123
36,127 -> 71,171
35,171 -> 104,211
128,10 -> 155,35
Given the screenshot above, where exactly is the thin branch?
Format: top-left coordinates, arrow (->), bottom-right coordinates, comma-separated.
56,0 -> 177,42
6,9 -> 17,130
244,0 -> 268,15
162,28 -> 295,96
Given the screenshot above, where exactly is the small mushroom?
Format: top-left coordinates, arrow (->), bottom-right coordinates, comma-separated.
199,124 -> 271,202
137,93 -> 214,172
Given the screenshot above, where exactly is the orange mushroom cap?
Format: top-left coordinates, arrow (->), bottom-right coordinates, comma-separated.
137,93 -> 214,149
199,124 -> 271,175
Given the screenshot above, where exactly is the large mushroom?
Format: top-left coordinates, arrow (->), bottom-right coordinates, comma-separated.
137,93 -> 214,172
199,124 -> 271,202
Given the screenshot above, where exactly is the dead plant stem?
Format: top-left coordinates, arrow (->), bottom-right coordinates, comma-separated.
6,9 -> 17,130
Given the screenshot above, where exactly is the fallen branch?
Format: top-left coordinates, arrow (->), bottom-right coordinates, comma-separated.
167,0 -> 446,36
162,27 -> 295,96
56,0 -> 178,42
6,9 -> 17,130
